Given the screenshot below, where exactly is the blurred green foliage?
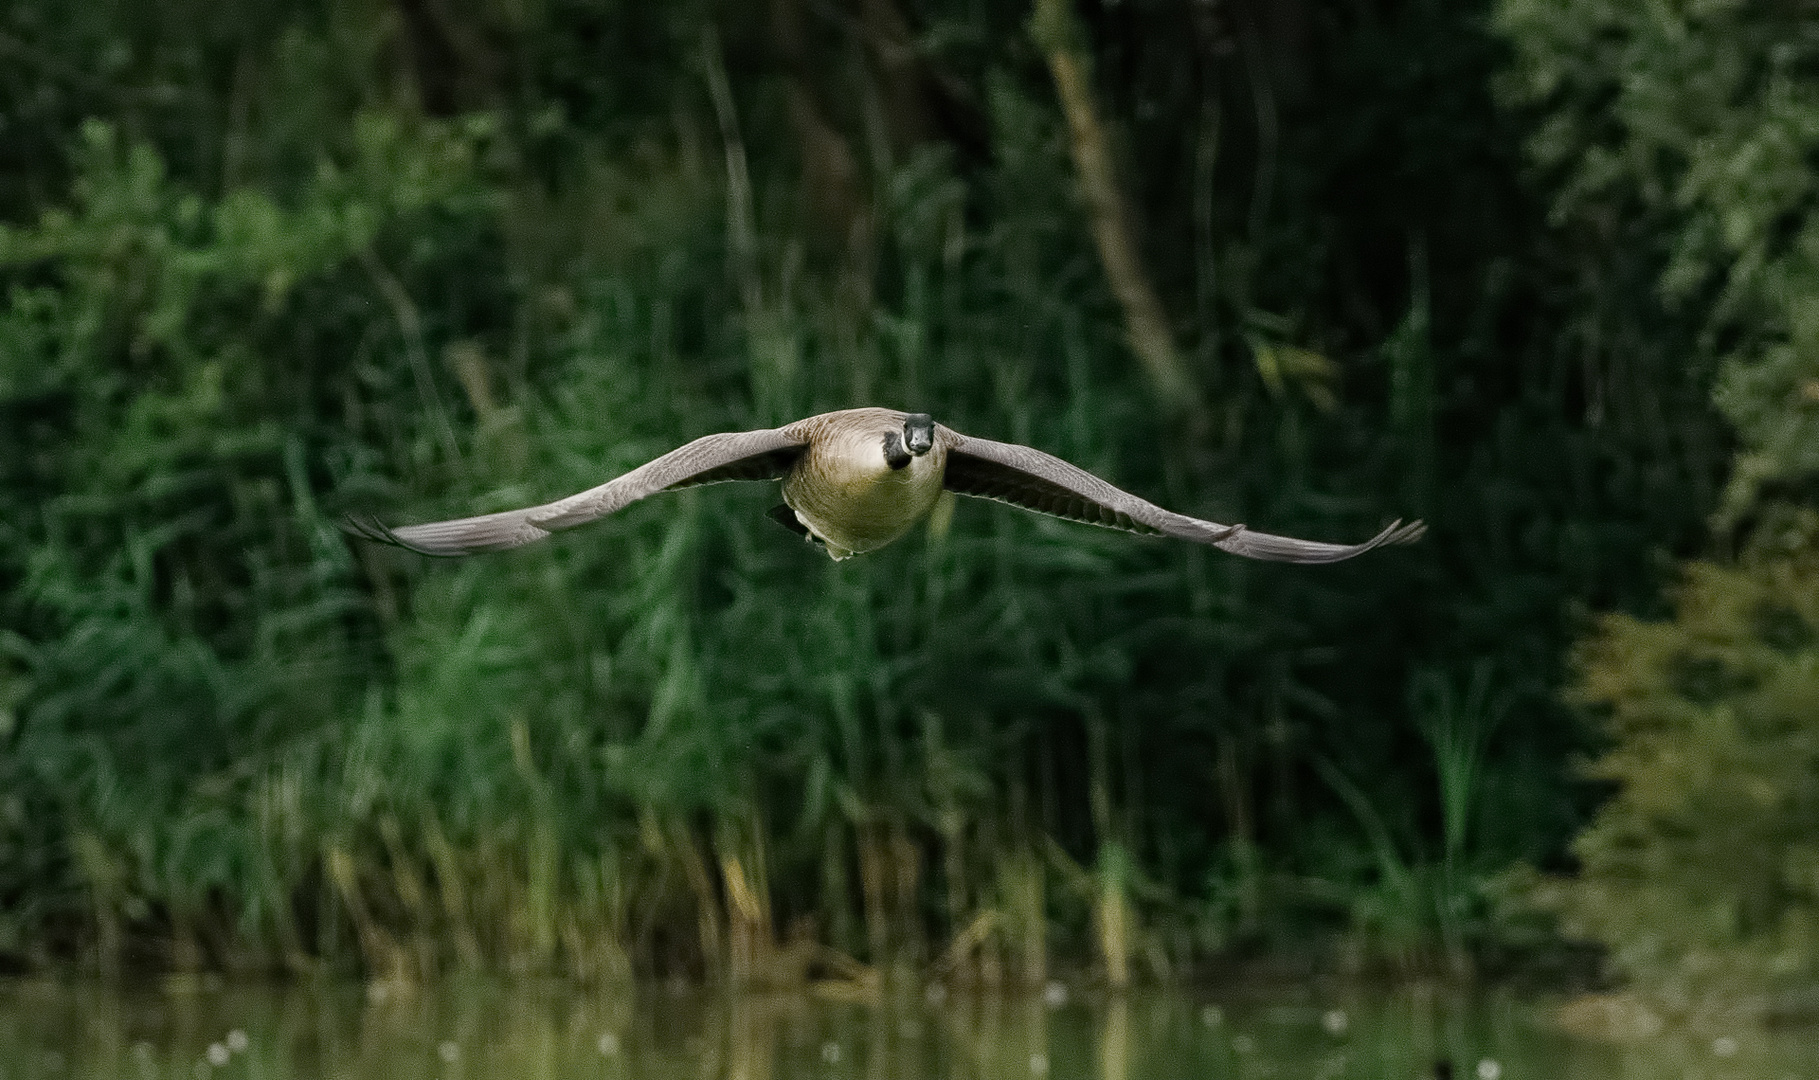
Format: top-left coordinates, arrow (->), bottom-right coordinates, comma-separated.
1546,515 -> 1819,1019
1498,0 -> 1819,1010
1499,0 -> 1819,525
0,0 -> 1736,980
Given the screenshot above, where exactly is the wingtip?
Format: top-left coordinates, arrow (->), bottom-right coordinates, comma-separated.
339,513 -> 436,555
339,513 -> 395,545
1364,518 -> 1427,552
1386,518 -> 1428,545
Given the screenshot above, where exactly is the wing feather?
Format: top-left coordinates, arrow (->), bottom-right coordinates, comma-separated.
345,426 -> 807,556
939,428 -> 1423,563
1214,518 -> 1426,564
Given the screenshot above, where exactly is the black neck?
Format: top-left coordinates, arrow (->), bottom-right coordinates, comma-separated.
883,432 -> 912,470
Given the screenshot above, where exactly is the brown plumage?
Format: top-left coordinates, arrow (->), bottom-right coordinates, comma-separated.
344,407 -> 1426,562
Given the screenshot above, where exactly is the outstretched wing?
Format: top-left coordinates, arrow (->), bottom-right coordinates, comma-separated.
345,426 -> 807,556
938,428 -> 1424,563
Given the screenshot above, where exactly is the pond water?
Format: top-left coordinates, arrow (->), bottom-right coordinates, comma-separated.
0,978 -> 1812,1080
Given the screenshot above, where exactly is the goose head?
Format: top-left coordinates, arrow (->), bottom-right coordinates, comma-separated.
883,412 -> 936,470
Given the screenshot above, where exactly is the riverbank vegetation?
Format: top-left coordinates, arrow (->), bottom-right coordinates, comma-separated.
0,0 -> 1804,1005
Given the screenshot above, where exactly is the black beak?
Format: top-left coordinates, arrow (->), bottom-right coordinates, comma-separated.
903,413 -> 934,456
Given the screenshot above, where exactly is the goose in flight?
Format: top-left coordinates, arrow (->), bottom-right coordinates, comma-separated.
344,407 -> 1425,562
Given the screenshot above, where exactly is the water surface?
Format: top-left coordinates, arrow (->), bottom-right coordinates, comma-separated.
0,979 -> 1811,1079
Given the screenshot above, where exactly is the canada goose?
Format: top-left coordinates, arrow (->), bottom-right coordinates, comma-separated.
344,407 -> 1425,562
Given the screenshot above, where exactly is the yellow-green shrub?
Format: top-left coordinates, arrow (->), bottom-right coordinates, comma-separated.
1556,513 -> 1819,1014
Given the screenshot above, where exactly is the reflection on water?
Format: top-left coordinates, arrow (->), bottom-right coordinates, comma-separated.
0,978 -> 1812,1080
